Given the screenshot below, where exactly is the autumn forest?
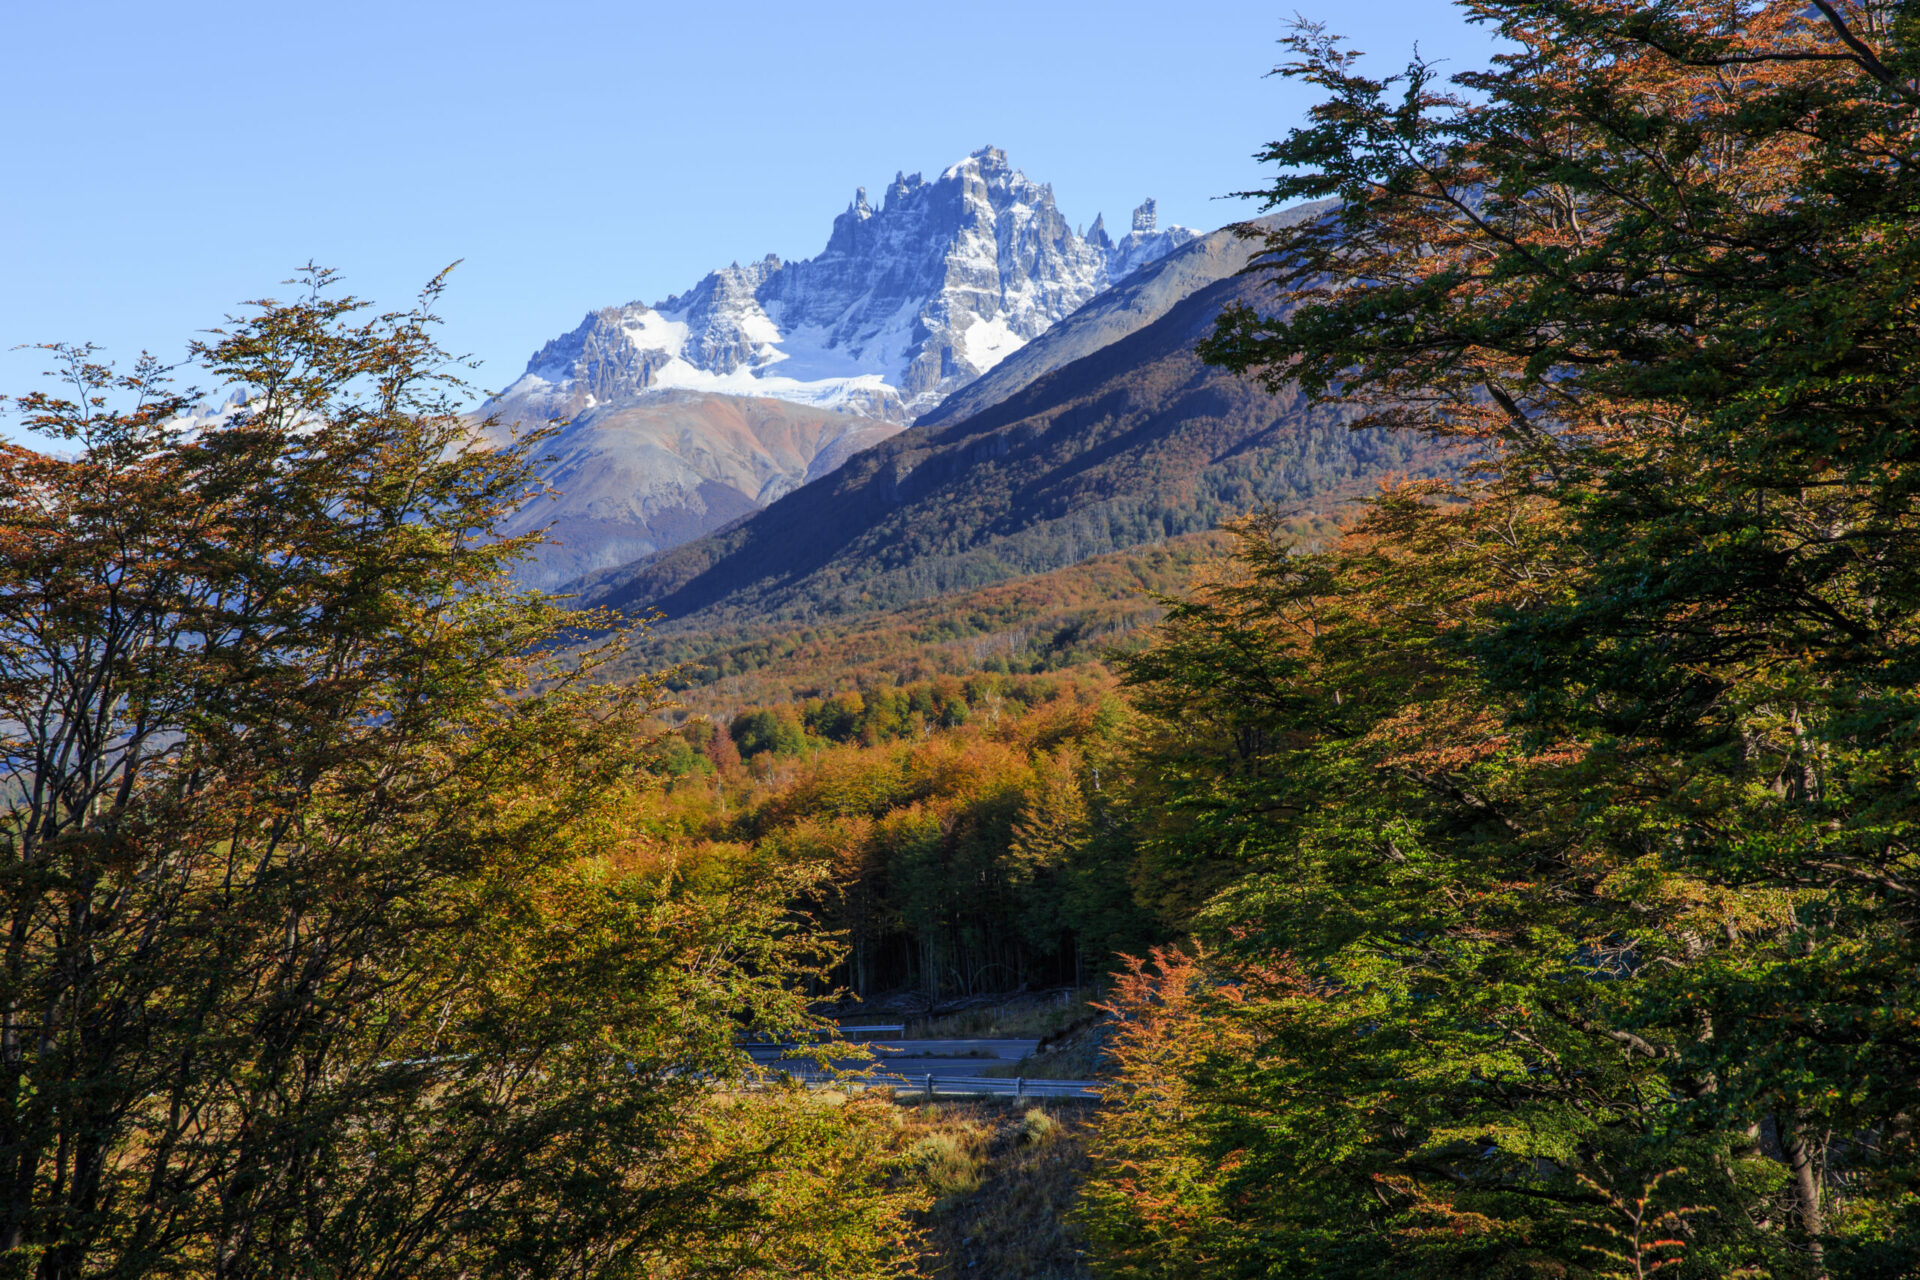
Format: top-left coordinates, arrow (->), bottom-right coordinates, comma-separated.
8,2 -> 1920,1277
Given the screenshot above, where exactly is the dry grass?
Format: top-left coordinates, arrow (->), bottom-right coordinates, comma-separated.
893,1099 -> 1095,1280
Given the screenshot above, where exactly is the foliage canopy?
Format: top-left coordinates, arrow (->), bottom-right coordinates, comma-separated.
0,270 -> 924,1280
1087,2 -> 1920,1276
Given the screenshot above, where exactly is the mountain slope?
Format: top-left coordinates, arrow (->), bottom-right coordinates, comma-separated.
486,392 -> 897,589
486,147 -> 1197,425
569,266 -> 1453,628
914,202 -> 1336,430
625,530 -> 1240,712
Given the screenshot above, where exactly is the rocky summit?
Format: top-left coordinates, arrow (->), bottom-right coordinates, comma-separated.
486,146 -> 1198,425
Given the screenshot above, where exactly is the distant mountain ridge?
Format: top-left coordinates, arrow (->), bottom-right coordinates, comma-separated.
567,231 -> 1456,630
473,146 -> 1210,586
914,201 -> 1337,430
486,146 -> 1198,425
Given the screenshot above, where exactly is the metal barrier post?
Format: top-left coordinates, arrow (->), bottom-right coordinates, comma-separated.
924,1073 -> 934,1100
1016,1077 -> 1025,1100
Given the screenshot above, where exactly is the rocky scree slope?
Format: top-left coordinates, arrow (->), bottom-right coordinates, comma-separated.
566,262 -> 1455,629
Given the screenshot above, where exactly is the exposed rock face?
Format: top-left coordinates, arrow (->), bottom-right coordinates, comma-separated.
520,308 -> 675,407
487,146 -> 1200,424
564,219 -> 1454,631
472,148 -> 1204,588
1086,212 -> 1112,250
917,201 -> 1339,430
1108,199 -> 1188,281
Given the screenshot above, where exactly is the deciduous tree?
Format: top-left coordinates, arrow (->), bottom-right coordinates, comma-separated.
0,269 -> 917,1279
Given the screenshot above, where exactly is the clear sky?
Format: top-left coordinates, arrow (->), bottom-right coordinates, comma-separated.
2,0 -> 1500,430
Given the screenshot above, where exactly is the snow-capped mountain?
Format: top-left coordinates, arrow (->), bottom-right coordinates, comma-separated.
490,146 -> 1198,424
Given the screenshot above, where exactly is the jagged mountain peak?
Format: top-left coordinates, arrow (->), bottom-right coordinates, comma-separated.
489,146 -> 1200,425
1086,212 -> 1111,251
947,143 -> 1010,176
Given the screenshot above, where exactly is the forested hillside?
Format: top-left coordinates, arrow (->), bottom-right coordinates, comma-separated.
597,529 -> 1271,701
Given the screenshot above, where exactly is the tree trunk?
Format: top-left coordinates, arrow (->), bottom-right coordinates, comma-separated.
1778,1114 -> 1826,1278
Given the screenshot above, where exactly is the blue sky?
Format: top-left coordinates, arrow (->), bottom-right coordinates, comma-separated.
2,1 -> 1499,429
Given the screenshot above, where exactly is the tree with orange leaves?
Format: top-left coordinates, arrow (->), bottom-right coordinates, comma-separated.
1079,945 -> 1260,1280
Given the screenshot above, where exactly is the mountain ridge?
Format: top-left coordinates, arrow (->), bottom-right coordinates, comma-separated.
914,201 -> 1337,430
565,251 -> 1455,630
476,148 -> 1228,588
485,146 -> 1198,426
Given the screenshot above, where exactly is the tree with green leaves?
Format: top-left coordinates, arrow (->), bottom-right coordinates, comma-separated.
1090,2 -> 1920,1275
0,269 -> 924,1279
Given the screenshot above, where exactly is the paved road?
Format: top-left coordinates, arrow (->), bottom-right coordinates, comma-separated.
744,1037 -> 1099,1099
859,1037 -> 1040,1059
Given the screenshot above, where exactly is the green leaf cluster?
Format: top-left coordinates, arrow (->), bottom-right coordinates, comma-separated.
1094,3 -> 1920,1276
